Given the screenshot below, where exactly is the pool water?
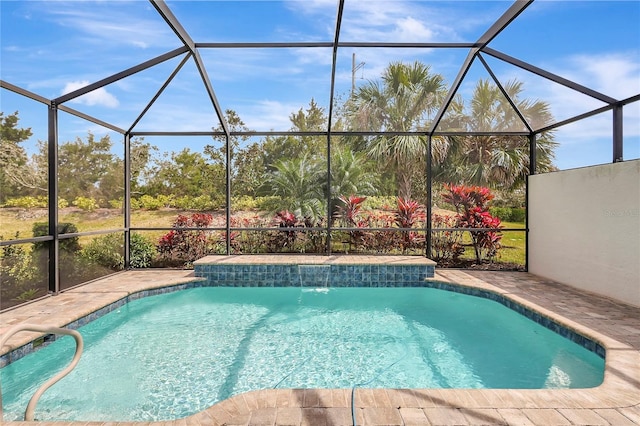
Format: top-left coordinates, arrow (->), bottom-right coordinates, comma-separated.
1,287 -> 604,421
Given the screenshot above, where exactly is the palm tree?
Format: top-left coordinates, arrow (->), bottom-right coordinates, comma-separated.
330,147 -> 377,201
346,61 -> 447,200
433,79 -> 557,189
265,154 -> 326,223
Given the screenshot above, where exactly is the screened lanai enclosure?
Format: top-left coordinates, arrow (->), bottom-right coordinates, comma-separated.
1,0 -> 639,310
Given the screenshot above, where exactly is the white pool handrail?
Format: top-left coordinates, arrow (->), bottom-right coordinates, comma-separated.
0,324 -> 84,421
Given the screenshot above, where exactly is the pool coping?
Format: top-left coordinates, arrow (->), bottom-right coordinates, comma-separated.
1,257 -> 639,425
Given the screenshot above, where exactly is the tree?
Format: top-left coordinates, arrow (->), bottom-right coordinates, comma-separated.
146,148 -> 224,200
261,99 -> 328,172
0,111 -> 44,202
203,109 -> 278,198
265,154 -> 326,223
57,133 -> 120,203
433,79 -> 557,189
345,61 -> 447,200
330,147 -> 377,206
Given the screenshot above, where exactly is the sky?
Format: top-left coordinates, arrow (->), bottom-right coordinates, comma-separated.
1,0 -> 639,171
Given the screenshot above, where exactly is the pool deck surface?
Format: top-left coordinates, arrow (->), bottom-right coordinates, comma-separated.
1,255 -> 639,425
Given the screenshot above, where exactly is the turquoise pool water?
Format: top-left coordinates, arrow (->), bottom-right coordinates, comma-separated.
1,287 -> 604,421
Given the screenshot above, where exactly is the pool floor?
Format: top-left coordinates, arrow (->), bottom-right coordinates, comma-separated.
1,256 -> 639,425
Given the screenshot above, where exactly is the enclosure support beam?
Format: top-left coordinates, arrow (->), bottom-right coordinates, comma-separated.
613,105 -> 623,162
48,105 -> 60,294
482,48 -> 617,105
326,0 -> 345,255
225,134 -> 232,255
525,133 -> 536,273
54,47 -> 188,105
477,53 -> 533,133
124,133 -> 132,268
426,135 -> 433,258
529,133 -> 537,176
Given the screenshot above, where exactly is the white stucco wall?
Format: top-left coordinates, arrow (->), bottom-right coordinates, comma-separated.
528,160 -> 640,307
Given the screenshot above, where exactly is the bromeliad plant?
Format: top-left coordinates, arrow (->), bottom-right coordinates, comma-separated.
442,184 -> 502,263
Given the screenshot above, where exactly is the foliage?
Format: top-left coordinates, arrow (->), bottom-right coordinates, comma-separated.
333,195 -> 367,226
346,61 -> 447,200
109,198 -> 124,209
80,232 -> 156,270
270,210 -> 305,251
330,148 -> 377,208
395,198 -> 426,253
489,207 -> 525,223
137,194 -> 169,210
0,234 -> 45,309
4,196 -> 69,209
236,195 -> 282,212
145,148 -> 225,202
442,185 -> 502,263
173,194 -> 224,211
1,235 -> 37,285
32,222 -> 81,252
433,79 -> 557,190
72,196 -> 100,211
157,213 -> 218,267
430,214 -> 464,262
129,233 -> 156,268
0,111 -> 44,203
56,133 -> 121,202
265,154 -> 326,224
362,196 -> 396,211
81,233 -> 126,270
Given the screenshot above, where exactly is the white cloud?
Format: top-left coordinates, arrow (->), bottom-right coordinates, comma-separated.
62,81 -> 120,108
43,3 -> 177,50
242,100 -> 303,131
565,54 -> 640,101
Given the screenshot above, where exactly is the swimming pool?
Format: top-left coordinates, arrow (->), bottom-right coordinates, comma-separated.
1,285 -> 604,421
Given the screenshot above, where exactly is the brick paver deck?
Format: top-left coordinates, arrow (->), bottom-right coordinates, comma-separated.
1,257 -> 639,425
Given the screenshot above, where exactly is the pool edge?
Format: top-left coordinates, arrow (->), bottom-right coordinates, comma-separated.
1,265 -> 639,425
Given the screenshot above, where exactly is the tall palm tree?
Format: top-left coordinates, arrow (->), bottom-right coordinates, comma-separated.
346,61 -> 447,200
433,79 -> 557,189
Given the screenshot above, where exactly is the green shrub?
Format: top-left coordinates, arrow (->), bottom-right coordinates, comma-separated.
363,196 -> 396,210
489,207 -> 513,222
109,198 -> 124,209
32,222 -> 81,252
489,206 -> 526,223
510,207 -> 526,223
77,232 -> 156,270
129,232 -> 155,268
72,196 -> 99,211
4,196 -> 69,209
138,194 -> 164,210
173,194 -> 223,211
5,196 -> 47,208
232,195 -> 258,211
81,233 -> 125,270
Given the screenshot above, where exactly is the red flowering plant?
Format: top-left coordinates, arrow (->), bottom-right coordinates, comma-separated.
333,195 -> 367,252
157,213 -> 217,267
395,197 -> 426,253
442,185 -> 502,263
228,215 -> 273,254
430,214 -> 464,262
270,210 -> 300,250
